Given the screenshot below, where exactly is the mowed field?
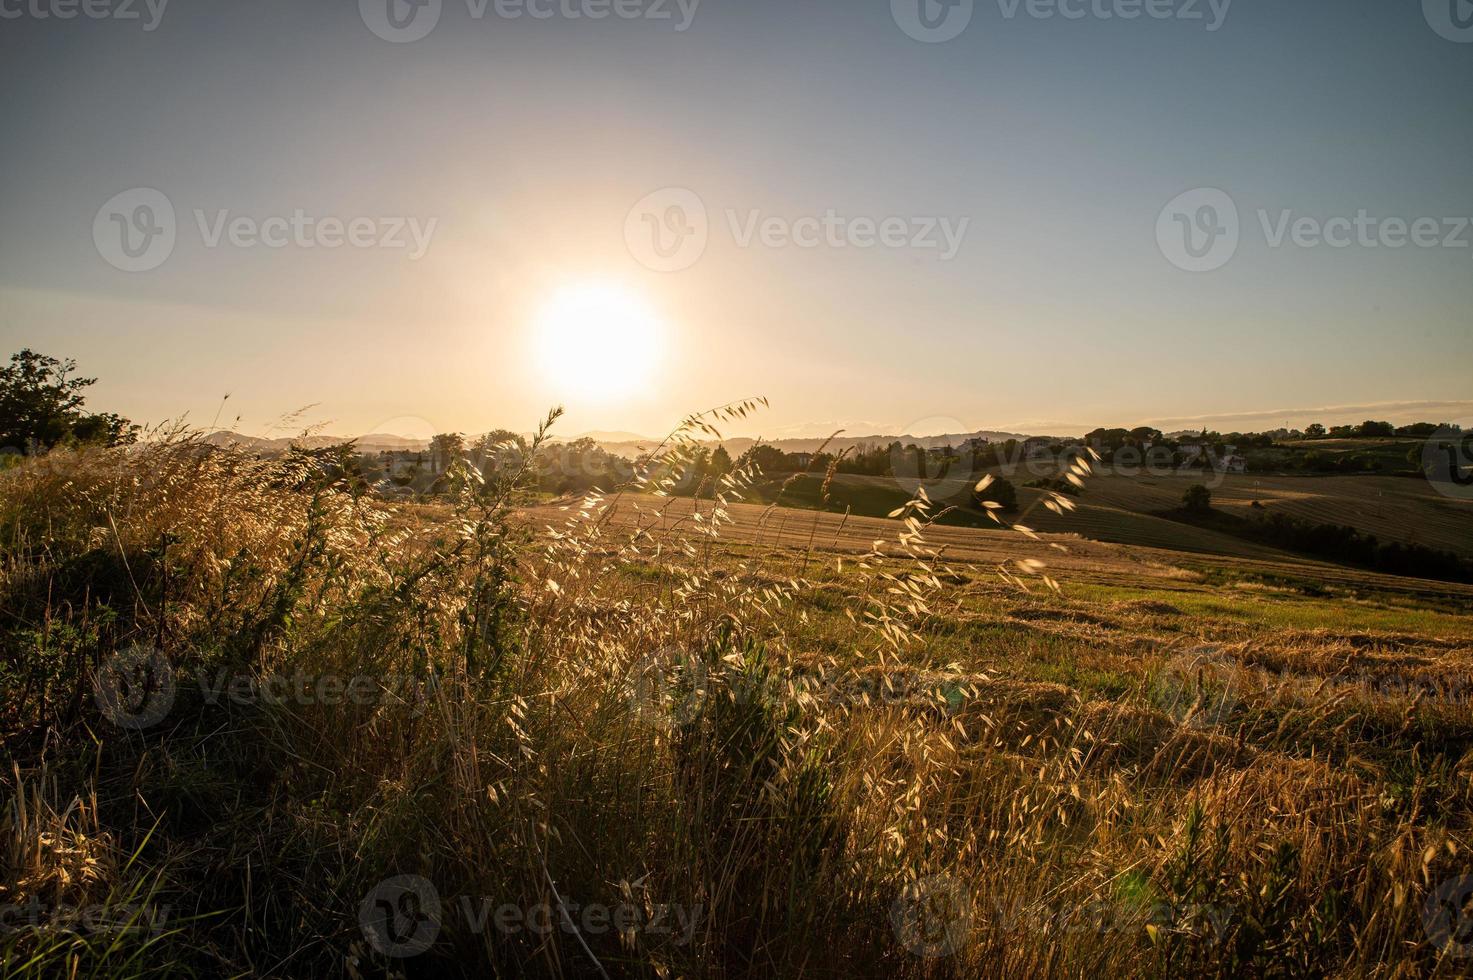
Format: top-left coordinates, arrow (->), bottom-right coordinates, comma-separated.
1047,470 -> 1473,557
749,468 -> 1473,563
523,494 -> 1473,614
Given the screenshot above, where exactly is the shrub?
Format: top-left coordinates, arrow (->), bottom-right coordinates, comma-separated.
1182,484 -> 1212,513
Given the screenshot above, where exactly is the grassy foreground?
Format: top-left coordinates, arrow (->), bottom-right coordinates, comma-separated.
3,421 -> 1473,977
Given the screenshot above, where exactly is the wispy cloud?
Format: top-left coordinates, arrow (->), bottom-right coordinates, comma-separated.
1141,400 -> 1473,432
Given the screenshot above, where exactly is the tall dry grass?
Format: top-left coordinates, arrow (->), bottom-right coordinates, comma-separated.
1,405 -> 1470,977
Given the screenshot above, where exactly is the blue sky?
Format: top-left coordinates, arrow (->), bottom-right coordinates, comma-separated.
1,0 -> 1469,438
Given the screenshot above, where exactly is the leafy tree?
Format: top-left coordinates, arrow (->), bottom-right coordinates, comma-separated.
1356,420 -> 1394,437
0,349 -> 137,453
709,445 -> 733,481
430,432 -> 466,473
740,444 -> 789,474
1304,424 -> 1325,439
1182,483 -> 1212,513
473,429 -> 528,480
974,476 -> 1017,512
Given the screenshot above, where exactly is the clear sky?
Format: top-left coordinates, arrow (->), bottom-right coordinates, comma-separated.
1,0 -> 1470,440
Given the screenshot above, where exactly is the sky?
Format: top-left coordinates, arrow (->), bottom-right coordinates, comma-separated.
1,0 -> 1470,440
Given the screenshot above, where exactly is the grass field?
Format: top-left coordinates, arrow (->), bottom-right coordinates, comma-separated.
4,436 -> 1473,977
748,466 -> 1473,563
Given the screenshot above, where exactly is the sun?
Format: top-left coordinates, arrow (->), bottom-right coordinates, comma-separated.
533,282 -> 663,401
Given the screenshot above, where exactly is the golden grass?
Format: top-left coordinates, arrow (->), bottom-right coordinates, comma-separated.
1,409 -> 1472,977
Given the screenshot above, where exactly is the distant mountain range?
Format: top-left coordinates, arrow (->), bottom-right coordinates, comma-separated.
203,431 -> 430,454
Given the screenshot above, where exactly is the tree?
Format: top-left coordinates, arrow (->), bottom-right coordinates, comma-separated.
429,432 -> 465,474
1357,420 -> 1394,437
473,429 -> 527,480
1182,483 -> 1212,513
708,445 -> 733,481
739,444 -> 788,474
0,349 -> 137,453
1304,423 -> 1325,439
974,477 -> 1017,512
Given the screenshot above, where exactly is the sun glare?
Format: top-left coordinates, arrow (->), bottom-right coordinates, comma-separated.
533,282 -> 663,401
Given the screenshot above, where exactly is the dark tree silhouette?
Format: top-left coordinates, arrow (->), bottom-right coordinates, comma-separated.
0,349 -> 136,453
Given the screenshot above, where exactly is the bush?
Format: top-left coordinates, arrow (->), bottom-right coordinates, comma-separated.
1182,484 -> 1212,513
